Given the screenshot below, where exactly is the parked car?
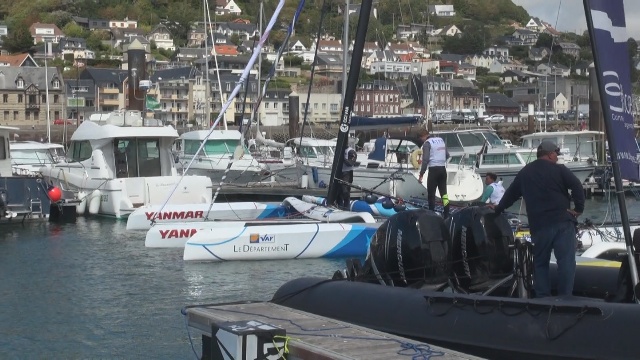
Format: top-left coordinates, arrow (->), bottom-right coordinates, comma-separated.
53,119 -> 73,125
558,110 -> 586,120
484,114 -> 505,123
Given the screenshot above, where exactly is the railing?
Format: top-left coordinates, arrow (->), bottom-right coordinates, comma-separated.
25,103 -> 39,110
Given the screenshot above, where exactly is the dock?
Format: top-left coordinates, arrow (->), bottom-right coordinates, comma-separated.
185,301 -> 482,360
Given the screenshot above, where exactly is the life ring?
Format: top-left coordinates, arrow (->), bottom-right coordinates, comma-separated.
410,149 -> 423,169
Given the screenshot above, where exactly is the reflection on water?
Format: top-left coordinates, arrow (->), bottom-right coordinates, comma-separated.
0,196 -> 637,357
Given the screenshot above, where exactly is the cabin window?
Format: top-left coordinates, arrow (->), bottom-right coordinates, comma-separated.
440,133 -> 463,150
482,153 -> 521,165
114,138 -> 161,178
458,133 -> 485,147
69,140 -> 93,161
0,136 -> 6,160
299,146 -> 317,158
183,139 -> 238,156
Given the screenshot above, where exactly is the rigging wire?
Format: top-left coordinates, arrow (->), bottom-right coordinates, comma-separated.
208,0 -> 308,206
150,0 -> 287,223
298,0 -> 331,147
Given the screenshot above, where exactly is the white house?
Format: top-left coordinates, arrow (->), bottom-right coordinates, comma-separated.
289,40 -> 307,52
546,92 -> 569,114
466,55 -> 495,69
29,23 -> 64,44
483,45 -> 509,59
0,23 -> 7,39
537,63 -> 570,77
109,18 -> 138,29
297,92 -> 343,123
428,5 -> 455,17
313,40 -> 343,53
147,24 -> 175,51
525,17 -> 546,33
215,0 -> 242,15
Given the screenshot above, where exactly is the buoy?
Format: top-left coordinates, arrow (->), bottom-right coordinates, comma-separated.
47,186 -> 62,202
410,149 -> 423,169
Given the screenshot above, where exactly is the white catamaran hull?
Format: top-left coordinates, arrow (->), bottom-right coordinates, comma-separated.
183,223 -> 380,261
145,219 -> 323,248
126,202 -> 290,230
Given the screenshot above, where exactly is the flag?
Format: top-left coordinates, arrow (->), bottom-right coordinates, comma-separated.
146,95 -> 160,110
585,0 -> 640,181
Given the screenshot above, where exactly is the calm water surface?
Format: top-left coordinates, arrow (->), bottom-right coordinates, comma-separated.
0,196 -> 638,358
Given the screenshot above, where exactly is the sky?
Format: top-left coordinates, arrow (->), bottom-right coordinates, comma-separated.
511,0 -> 640,40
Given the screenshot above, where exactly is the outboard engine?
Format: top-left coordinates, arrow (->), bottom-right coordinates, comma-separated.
446,206 -> 514,292
358,209 -> 451,287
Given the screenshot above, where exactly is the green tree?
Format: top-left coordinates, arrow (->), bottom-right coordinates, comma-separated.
628,38 -> 638,60
575,31 -> 591,47
476,67 -> 490,76
535,33 -> 553,49
229,34 -> 242,46
62,22 -> 87,39
2,21 -> 34,53
510,45 -> 529,60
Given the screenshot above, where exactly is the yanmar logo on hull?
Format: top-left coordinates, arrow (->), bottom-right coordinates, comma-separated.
159,228 -> 198,239
145,211 -> 204,221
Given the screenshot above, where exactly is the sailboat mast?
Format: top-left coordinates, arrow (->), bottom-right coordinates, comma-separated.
203,0 -> 212,129
341,0 -> 349,100
45,42 -> 51,143
326,0 -> 373,206
584,0 -> 640,289
257,0 -> 263,126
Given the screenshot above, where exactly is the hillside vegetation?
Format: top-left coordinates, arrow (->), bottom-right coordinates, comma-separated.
1,0 -> 530,51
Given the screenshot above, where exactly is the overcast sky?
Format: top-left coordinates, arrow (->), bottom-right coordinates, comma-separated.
511,0 -> 640,39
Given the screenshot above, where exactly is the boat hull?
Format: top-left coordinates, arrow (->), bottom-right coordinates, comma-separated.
127,202 -> 291,230
183,223 -> 379,261
272,269 -> 636,360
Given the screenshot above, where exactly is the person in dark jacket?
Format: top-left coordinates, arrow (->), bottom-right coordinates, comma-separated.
337,146 -> 358,209
491,140 -> 585,297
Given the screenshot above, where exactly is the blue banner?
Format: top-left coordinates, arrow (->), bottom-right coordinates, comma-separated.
585,0 -> 639,181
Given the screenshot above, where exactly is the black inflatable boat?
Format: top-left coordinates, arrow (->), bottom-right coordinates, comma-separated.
272,208 -> 640,360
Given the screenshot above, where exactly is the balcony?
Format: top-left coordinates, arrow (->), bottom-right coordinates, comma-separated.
101,88 -> 120,94
25,102 -> 40,110
100,99 -> 119,106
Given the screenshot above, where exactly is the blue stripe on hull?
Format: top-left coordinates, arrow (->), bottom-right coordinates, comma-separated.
323,225 -> 377,258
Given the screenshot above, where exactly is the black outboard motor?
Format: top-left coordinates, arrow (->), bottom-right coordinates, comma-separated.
446,206 -> 514,293
359,209 -> 451,287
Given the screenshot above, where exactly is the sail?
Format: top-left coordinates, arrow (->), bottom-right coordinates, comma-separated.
585,0 -> 640,181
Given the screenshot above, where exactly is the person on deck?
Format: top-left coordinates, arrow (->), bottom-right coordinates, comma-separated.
337,146 -> 359,209
490,141 -> 585,298
480,172 -> 505,205
417,129 -> 450,218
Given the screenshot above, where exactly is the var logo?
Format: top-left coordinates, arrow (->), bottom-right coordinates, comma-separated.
249,233 -> 276,243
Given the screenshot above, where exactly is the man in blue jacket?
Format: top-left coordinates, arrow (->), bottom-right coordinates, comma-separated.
491,141 -> 585,297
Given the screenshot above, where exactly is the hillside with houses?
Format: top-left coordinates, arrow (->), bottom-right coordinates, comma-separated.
0,0 -> 639,127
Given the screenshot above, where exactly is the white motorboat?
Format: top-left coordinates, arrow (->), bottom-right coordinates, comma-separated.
39,110 -> 213,218
437,127 -> 600,189
0,127 -> 55,222
175,129 -> 267,185
9,141 -> 59,176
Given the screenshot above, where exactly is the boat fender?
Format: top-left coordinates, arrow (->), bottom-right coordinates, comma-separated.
410,149 -> 422,169
76,191 -> 87,215
88,190 -> 102,215
311,167 -> 319,184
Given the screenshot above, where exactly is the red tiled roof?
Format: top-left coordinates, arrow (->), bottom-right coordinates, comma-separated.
0,53 -> 30,67
214,44 -> 239,56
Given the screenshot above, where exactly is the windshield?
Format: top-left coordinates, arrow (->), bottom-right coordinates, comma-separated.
482,132 -> 504,146
11,149 -> 55,165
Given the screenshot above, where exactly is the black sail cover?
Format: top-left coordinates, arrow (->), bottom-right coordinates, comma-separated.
446,206 -> 514,291
362,209 -> 451,287
360,207 -> 513,289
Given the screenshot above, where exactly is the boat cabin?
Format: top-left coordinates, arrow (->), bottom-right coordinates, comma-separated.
179,130 -> 244,158
63,111 -> 180,179
10,141 -> 57,176
433,127 -> 507,155
520,131 -> 603,162
0,126 -> 18,177
286,138 -> 336,165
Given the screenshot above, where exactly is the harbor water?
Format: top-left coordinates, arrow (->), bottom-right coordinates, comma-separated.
1,196 -> 639,358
